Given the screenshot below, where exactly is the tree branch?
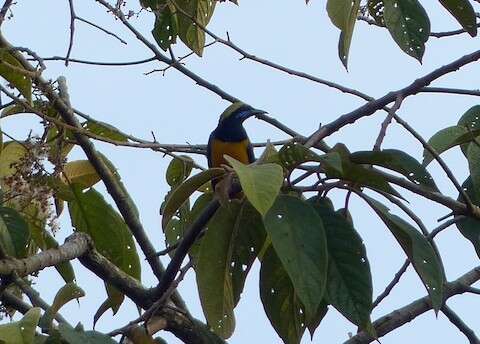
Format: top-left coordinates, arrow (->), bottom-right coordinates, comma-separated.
441,304 -> 480,344
345,266 -> 480,343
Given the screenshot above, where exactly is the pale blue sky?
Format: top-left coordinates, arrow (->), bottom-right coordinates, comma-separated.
3,1 -> 480,343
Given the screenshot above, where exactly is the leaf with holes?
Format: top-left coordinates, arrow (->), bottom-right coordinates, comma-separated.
363,196 -> 444,312
423,125 -> 468,165
225,156 -> 283,216
351,149 -> 438,191
309,197 -> 373,333
176,0 -> 216,56
62,160 -> 101,189
264,195 -> 328,323
162,168 -> 224,229
68,187 -> 141,313
456,177 -> 480,259
152,5 -> 179,51
196,201 -> 239,339
230,200 -> 266,305
383,0 -> 430,62
260,247 -> 306,344
368,0 -> 385,25
0,49 -> 32,103
439,0 -> 477,37
458,105 -> 480,156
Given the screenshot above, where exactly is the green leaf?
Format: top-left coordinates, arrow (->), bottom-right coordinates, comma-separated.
264,195 -> 328,322
467,143 -> 480,192
152,5 -> 178,51
176,0 -> 216,56
439,0 -> 477,37
161,168 -> 224,228
423,125 -> 468,165
0,207 -> 30,258
327,0 -> 352,30
230,201 -> 266,305
68,187 -> 141,312
309,197 -> 373,332
338,0 -> 360,68
0,308 -> 41,344
383,0 -> 430,62
195,202 -> 239,339
350,149 -> 438,191
260,247 -> 305,344
40,283 -> 85,329
224,156 -> 283,216
456,177 -> 480,258
83,121 -> 128,142
62,160 -> 101,189
0,141 -> 27,179
363,196 -> 444,312
278,142 -> 342,174
458,105 -> 480,156
0,49 -> 32,103
166,156 -> 194,187
306,301 -> 328,340
57,323 -> 117,344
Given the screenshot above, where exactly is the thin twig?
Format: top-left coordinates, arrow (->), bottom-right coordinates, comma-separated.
76,16 -> 127,44
372,260 -> 410,309
0,0 -> 13,26
66,0 -> 76,66
373,95 -> 403,151
441,304 -> 480,344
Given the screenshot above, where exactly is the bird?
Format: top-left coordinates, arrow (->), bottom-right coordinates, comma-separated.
207,102 -> 266,188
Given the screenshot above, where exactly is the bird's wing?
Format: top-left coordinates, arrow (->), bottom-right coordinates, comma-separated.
207,131 -> 214,168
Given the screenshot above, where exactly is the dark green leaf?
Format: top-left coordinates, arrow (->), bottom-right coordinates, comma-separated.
368,0 -> 385,25
0,49 -> 32,103
264,195 -> 328,322
350,149 -> 438,191
68,187 -> 141,312
195,202 -> 239,339
0,207 -> 30,258
161,168 -> 224,228
458,105 -> 480,156
383,0 -> 430,62
309,197 -> 373,332
423,125 -> 468,165
152,5 -> 178,51
260,247 -> 305,344
224,156 -> 283,216
439,0 -> 477,37
467,144 -> 480,192
363,196 -> 444,312
456,177 -> 480,258
230,201 -> 266,305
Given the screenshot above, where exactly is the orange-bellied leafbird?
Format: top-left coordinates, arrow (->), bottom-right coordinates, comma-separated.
207,102 -> 266,188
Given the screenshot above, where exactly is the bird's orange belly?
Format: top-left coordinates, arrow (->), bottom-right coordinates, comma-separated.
210,139 -> 251,167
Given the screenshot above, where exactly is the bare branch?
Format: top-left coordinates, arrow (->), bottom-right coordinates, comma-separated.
345,266 -> 480,343
304,48 -> 480,148
373,95 -> 403,151
441,304 -> 480,344
372,260 -> 409,309
0,0 -> 13,27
